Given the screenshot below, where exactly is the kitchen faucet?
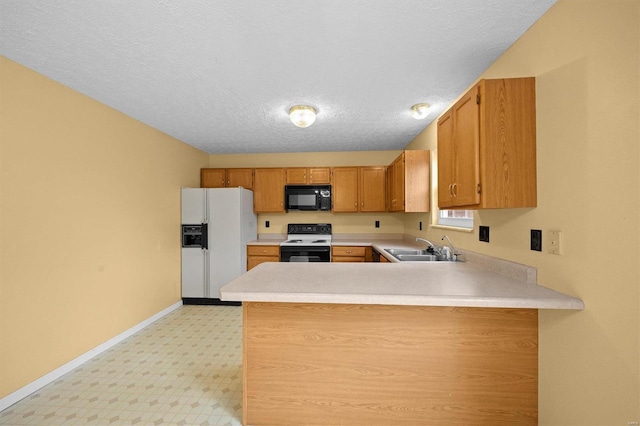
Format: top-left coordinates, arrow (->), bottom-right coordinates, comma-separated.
416,238 -> 437,252
441,235 -> 459,261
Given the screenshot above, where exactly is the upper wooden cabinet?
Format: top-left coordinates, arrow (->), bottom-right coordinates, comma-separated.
253,168 -> 286,212
331,167 -> 359,212
437,77 -> 537,209
332,167 -> 387,213
285,167 -> 331,184
359,166 -> 387,212
201,168 -> 226,188
388,151 -> 430,212
201,168 -> 253,189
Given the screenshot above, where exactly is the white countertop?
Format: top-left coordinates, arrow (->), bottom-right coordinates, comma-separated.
221,262 -> 585,310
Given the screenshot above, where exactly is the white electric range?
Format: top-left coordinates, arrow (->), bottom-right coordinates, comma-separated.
279,223 -> 332,262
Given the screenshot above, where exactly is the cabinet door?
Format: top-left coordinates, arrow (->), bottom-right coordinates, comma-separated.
452,85 -> 481,206
385,164 -> 393,211
285,168 -> 307,184
404,151 -> 430,213
437,111 -> 456,208
227,168 -> 253,189
201,169 -> 226,188
253,168 -> 285,212
391,154 -> 405,212
332,167 -> 359,212
247,255 -> 280,270
359,166 -> 386,212
308,168 -> 331,184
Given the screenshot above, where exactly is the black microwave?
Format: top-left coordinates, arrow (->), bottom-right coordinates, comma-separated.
285,185 -> 332,211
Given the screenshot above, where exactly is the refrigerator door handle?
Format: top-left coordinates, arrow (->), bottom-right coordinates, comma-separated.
202,223 -> 208,250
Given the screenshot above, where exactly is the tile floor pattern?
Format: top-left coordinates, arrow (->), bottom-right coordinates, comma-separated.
0,305 -> 243,425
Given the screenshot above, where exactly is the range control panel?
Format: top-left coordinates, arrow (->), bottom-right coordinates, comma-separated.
287,223 -> 332,235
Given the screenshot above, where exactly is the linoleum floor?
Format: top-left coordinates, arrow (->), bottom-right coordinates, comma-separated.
0,305 -> 243,425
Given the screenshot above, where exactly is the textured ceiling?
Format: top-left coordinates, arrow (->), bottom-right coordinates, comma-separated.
0,1 -> 556,154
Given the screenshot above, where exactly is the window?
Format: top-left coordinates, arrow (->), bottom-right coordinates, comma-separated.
438,209 -> 473,229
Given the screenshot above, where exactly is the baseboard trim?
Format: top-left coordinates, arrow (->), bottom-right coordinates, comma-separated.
0,300 -> 183,412
182,297 -> 241,306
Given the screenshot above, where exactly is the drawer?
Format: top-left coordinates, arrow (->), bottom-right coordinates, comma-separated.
247,245 -> 280,256
332,256 -> 365,262
331,246 -> 366,257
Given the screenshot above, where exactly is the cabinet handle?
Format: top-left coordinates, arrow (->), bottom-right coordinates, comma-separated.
227,180 -> 230,185
452,183 -> 458,197
346,250 -> 352,253
448,183 -> 453,197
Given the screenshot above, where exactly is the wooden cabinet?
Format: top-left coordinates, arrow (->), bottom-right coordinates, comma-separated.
253,168 -> 286,212
285,167 -> 331,184
247,245 -> 280,270
332,246 -> 366,262
372,247 -> 391,263
332,166 -> 387,213
201,168 -> 226,188
388,151 -> 430,212
201,168 -> 253,189
359,167 -> 387,212
437,77 -> 537,209
332,167 -> 359,212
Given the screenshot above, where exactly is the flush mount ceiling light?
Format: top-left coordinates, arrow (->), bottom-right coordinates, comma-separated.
410,103 -> 431,119
289,105 -> 317,128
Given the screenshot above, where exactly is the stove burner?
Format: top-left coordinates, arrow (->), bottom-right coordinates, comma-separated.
285,239 -> 303,243
312,240 -> 328,243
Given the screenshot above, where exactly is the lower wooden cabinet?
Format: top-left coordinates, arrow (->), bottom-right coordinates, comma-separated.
247,245 -> 280,270
332,246 -> 366,262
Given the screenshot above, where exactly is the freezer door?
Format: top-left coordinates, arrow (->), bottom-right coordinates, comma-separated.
181,247 -> 206,298
181,188 -> 206,224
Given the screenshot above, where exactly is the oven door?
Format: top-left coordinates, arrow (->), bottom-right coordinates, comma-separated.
280,245 -> 331,262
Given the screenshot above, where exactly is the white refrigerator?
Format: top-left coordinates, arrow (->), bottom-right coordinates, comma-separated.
181,187 -> 257,303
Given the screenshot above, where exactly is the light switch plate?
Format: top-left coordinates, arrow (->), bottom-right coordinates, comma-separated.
549,230 -> 562,255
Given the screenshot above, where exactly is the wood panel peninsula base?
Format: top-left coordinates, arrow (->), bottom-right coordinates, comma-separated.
242,302 -> 538,425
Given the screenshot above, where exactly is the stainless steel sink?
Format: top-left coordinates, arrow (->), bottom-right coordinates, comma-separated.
393,254 -> 440,261
383,248 -> 450,262
384,248 -> 430,255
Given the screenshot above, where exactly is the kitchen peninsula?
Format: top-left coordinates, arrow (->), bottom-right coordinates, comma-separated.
221,261 -> 583,425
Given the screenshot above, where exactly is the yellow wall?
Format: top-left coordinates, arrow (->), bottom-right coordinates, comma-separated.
209,151 -> 405,235
0,57 -> 209,398
406,1 -> 640,423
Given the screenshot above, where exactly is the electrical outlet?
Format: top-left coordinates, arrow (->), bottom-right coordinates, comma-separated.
265,220 -> 270,228
530,229 -> 542,251
419,221 -> 422,231
375,220 -> 380,228
479,226 -> 490,242
549,229 -> 562,255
